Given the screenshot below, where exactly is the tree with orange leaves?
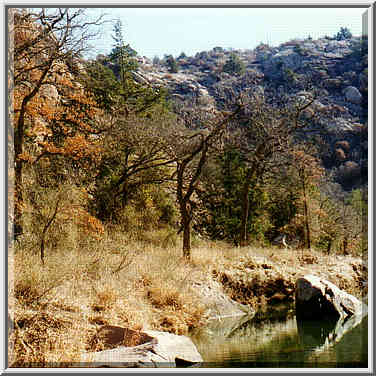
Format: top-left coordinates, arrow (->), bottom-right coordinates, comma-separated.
8,8 -> 104,238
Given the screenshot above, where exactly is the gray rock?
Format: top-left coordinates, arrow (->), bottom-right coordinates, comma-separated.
264,49 -> 302,79
295,274 -> 365,321
40,84 -> 59,102
8,313 -> 14,334
312,100 -> 328,113
325,40 -> 349,52
191,279 -> 252,320
80,326 -> 203,368
324,78 -> 343,90
144,330 -> 203,364
251,85 -> 264,99
326,118 -> 354,132
131,71 -> 150,85
302,42 -> 316,51
323,52 -> 344,59
80,342 -> 171,367
343,86 -> 363,104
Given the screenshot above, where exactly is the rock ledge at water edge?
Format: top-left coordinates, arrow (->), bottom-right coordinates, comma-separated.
295,274 -> 366,320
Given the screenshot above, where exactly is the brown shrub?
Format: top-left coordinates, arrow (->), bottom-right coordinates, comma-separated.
335,148 -> 346,161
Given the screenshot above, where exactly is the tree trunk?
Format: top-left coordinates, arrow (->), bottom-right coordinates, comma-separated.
239,178 -> 251,247
326,238 -> 332,255
12,60 -> 53,239
343,236 -> 349,255
13,108 -> 26,239
182,216 -> 191,259
179,199 -> 191,259
303,199 -> 311,250
40,197 -> 60,264
13,162 -> 23,239
176,159 -> 194,260
301,174 -> 311,250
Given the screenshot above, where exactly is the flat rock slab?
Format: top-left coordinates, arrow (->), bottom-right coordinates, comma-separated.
80,326 -> 203,368
295,274 -> 365,320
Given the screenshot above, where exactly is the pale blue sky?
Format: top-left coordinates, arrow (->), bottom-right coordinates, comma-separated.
79,7 -> 367,58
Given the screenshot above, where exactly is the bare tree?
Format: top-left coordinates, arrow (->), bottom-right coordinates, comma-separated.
168,106 -> 243,259
226,91 -> 315,246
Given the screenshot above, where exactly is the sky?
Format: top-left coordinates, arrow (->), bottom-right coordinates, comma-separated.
83,7 -> 368,59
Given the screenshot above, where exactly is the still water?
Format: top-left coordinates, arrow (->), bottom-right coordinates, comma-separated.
190,304 -> 368,368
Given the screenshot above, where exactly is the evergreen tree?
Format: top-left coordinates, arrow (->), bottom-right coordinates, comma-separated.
84,61 -> 120,112
109,19 -> 138,83
165,55 -> 179,73
198,148 -> 271,244
178,52 -> 187,59
335,27 -> 352,41
222,53 -> 245,75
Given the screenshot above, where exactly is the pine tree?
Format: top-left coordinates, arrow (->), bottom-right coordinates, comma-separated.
109,19 -> 138,83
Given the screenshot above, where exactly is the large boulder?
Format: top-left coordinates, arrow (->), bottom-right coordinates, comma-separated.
295,274 -> 365,320
81,325 -> 203,368
343,86 -> 363,104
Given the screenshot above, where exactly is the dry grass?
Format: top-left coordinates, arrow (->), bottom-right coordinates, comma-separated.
8,228 -> 367,367
9,229 -> 207,366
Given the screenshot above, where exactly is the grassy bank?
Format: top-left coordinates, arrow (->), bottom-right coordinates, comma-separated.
8,229 -> 367,367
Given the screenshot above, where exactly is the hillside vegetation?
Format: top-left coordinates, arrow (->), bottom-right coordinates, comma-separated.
8,9 -> 368,367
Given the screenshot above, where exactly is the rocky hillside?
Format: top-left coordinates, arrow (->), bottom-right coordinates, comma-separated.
102,35 -> 367,192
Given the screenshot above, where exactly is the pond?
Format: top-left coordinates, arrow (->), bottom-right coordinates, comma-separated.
190,303 -> 368,368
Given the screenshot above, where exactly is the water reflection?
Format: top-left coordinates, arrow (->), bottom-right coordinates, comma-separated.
297,317 -> 338,350
300,315 -> 368,367
190,304 -> 368,368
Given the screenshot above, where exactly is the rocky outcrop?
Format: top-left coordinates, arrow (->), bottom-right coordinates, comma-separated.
81,325 -> 203,368
295,274 -> 366,321
97,34 -> 367,191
